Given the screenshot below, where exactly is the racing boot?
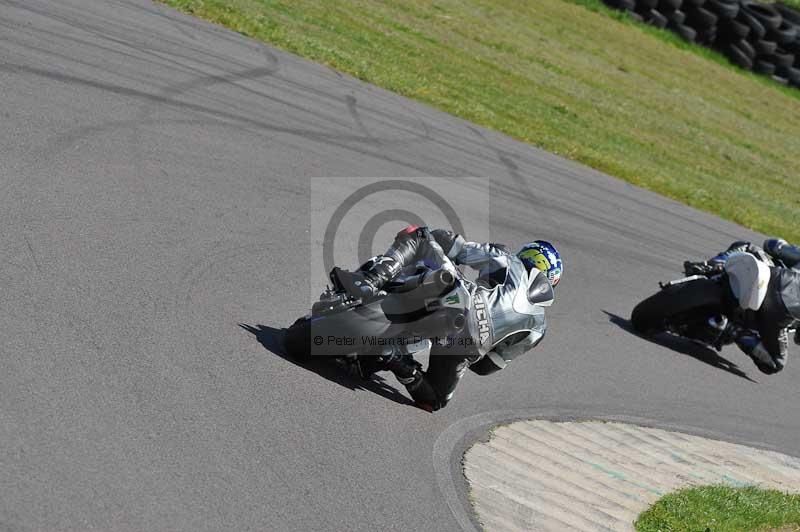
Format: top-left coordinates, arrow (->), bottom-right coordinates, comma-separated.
385,353 -> 438,412
331,226 -> 425,299
385,351 -> 423,386
736,335 -> 782,374
357,344 -> 422,380
331,255 -> 403,300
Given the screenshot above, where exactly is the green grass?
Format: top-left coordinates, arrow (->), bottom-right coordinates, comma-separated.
635,485 -> 800,532
162,0 -> 800,242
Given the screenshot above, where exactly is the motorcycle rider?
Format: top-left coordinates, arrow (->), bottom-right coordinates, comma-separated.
684,238 -> 800,374
332,226 -> 562,411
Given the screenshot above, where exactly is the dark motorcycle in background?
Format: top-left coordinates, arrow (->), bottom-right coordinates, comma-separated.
631,250 -> 796,350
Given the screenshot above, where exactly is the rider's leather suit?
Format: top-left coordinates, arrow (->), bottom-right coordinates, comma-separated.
360,226 -> 553,411
697,239 -> 800,374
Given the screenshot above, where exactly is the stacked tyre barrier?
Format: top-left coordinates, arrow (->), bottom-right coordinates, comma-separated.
603,0 -> 800,87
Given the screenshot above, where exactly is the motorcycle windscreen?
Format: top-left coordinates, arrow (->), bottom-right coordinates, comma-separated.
725,252 -> 770,311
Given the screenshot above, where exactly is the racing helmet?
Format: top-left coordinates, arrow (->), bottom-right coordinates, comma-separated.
518,241 -> 562,287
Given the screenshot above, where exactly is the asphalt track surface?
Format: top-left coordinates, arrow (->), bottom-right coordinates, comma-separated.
2,1 -> 799,531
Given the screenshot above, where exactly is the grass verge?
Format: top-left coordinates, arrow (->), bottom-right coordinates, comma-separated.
161,0 -> 800,242
635,485 -> 800,532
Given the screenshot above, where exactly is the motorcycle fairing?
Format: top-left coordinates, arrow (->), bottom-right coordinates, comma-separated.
725,252 -> 771,311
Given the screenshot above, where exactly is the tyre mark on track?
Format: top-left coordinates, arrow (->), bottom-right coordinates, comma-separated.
4,2 -> 442,173
2,61 -> 459,175
22,234 -> 42,275
344,94 -> 375,143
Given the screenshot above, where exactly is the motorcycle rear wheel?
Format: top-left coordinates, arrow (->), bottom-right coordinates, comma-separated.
631,278 -> 723,335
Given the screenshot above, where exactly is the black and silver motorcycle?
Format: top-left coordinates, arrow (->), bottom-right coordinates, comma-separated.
284,251 -> 475,377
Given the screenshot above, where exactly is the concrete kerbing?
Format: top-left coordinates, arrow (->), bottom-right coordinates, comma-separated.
463,420 -> 800,532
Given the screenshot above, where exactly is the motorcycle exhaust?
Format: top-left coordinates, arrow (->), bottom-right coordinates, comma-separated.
389,268 -> 456,298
